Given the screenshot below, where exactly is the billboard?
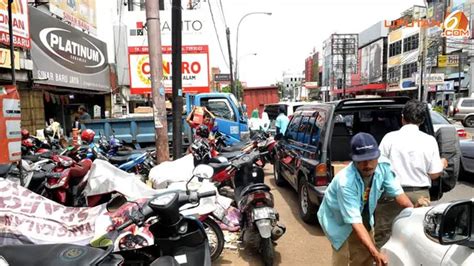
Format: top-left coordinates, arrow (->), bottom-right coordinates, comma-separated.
0,0 -> 30,48
125,10 -> 208,46
29,7 -> 110,92
360,38 -> 383,84
128,45 -> 210,94
49,0 -> 97,35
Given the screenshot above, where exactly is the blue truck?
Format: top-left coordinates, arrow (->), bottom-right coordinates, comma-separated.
83,93 -> 249,153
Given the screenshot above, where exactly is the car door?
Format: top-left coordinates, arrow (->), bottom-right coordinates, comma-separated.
279,114 -> 302,188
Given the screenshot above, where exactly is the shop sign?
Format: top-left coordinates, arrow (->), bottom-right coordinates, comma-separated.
415,73 -> 445,85
48,0 -> 97,35
438,55 -> 459,67
0,48 -> 20,69
29,7 -> 110,92
0,85 -> 21,164
0,0 -> 30,49
128,45 -> 210,94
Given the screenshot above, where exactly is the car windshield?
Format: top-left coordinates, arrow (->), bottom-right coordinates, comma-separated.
430,111 -> 451,125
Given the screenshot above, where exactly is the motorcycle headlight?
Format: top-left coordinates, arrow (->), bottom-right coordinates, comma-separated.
150,193 -> 177,207
59,157 -> 73,167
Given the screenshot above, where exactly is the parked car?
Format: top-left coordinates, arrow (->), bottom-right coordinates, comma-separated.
273,97 -> 460,224
460,138 -> 474,180
382,199 -> 473,266
430,110 -> 468,138
452,97 -> 474,127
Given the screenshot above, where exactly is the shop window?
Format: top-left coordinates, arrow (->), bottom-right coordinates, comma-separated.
402,62 -> 417,78
403,34 -> 419,52
388,66 -> 400,83
389,40 -> 402,57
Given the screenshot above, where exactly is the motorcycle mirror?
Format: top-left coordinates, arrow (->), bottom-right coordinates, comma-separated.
192,164 -> 214,181
106,194 -> 128,212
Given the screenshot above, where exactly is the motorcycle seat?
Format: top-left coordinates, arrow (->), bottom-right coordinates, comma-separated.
116,149 -> 147,156
108,155 -> 133,165
0,244 -> 112,266
0,164 -> 12,177
220,151 -> 243,161
22,154 -> 41,162
220,142 -> 247,153
208,161 -> 232,173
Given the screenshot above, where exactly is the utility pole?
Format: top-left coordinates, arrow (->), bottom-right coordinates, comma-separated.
8,0 -> 15,85
226,27 -> 235,97
342,38 -> 347,98
171,0 -> 183,159
145,0 -> 170,163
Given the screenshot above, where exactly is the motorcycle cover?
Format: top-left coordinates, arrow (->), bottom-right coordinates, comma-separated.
0,179 -> 106,246
0,179 -> 154,252
83,159 -> 158,203
149,154 -> 195,189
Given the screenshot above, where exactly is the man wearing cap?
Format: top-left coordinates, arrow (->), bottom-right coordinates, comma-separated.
317,132 -> 413,266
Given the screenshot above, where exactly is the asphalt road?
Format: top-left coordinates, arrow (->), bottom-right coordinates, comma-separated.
215,163 -> 473,266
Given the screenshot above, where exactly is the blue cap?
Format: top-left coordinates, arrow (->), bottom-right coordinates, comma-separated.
350,132 -> 380,162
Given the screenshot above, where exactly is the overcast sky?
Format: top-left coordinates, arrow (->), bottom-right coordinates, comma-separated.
211,0 -> 425,86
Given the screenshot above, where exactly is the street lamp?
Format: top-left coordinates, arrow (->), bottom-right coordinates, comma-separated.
234,12 -> 272,95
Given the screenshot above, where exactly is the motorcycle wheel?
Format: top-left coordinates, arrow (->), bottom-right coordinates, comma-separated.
202,217 -> 224,261
261,237 -> 274,266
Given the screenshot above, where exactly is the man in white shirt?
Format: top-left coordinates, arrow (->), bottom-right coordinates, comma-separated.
374,99 -> 447,247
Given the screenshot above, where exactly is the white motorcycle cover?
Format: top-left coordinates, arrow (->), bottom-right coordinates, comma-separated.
0,179 -> 107,246
149,154 -> 195,189
83,159 -> 158,202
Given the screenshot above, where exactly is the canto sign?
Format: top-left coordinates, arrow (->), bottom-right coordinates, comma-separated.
128,45 -> 210,94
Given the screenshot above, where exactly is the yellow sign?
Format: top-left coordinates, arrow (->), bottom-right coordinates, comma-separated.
49,0 -> 97,34
438,55 -> 459,67
0,48 -> 20,70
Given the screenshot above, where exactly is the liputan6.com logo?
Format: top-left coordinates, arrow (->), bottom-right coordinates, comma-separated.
442,10 -> 470,37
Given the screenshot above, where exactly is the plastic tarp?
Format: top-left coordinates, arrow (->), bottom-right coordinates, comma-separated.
83,159 -> 158,201
149,154 -> 195,189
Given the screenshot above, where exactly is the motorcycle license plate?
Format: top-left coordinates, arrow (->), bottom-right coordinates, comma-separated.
253,207 -> 275,220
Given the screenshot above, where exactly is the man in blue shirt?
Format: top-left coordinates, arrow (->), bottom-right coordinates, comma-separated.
317,133 -> 413,266
275,106 -> 289,136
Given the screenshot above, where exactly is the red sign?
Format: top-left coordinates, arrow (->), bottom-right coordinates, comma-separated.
0,85 -> 21,164
128,45 -> 210,94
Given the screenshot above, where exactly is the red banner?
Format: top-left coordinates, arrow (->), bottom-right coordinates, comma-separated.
0,85 -> 21,164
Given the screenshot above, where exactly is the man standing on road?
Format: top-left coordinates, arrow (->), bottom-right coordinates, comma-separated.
318,133 -> 413,266
275,105 -> 289,136
375,99 -> 448,247
78,105 -> 91,122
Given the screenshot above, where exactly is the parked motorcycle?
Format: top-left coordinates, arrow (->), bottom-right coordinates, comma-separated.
229,150 -> 286,266
41,155 -> 93,206
86,160 -> 226,261
90,165 -> 218,265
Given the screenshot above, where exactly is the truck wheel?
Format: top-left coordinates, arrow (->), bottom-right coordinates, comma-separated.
463,116 -> 474,128
260,237 -> 274,266
202,217 -> 224,261
298,179 -> 318,224
273,161 -> 287,187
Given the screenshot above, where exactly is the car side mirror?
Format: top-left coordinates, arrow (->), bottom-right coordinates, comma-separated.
424,200 -> 472,246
